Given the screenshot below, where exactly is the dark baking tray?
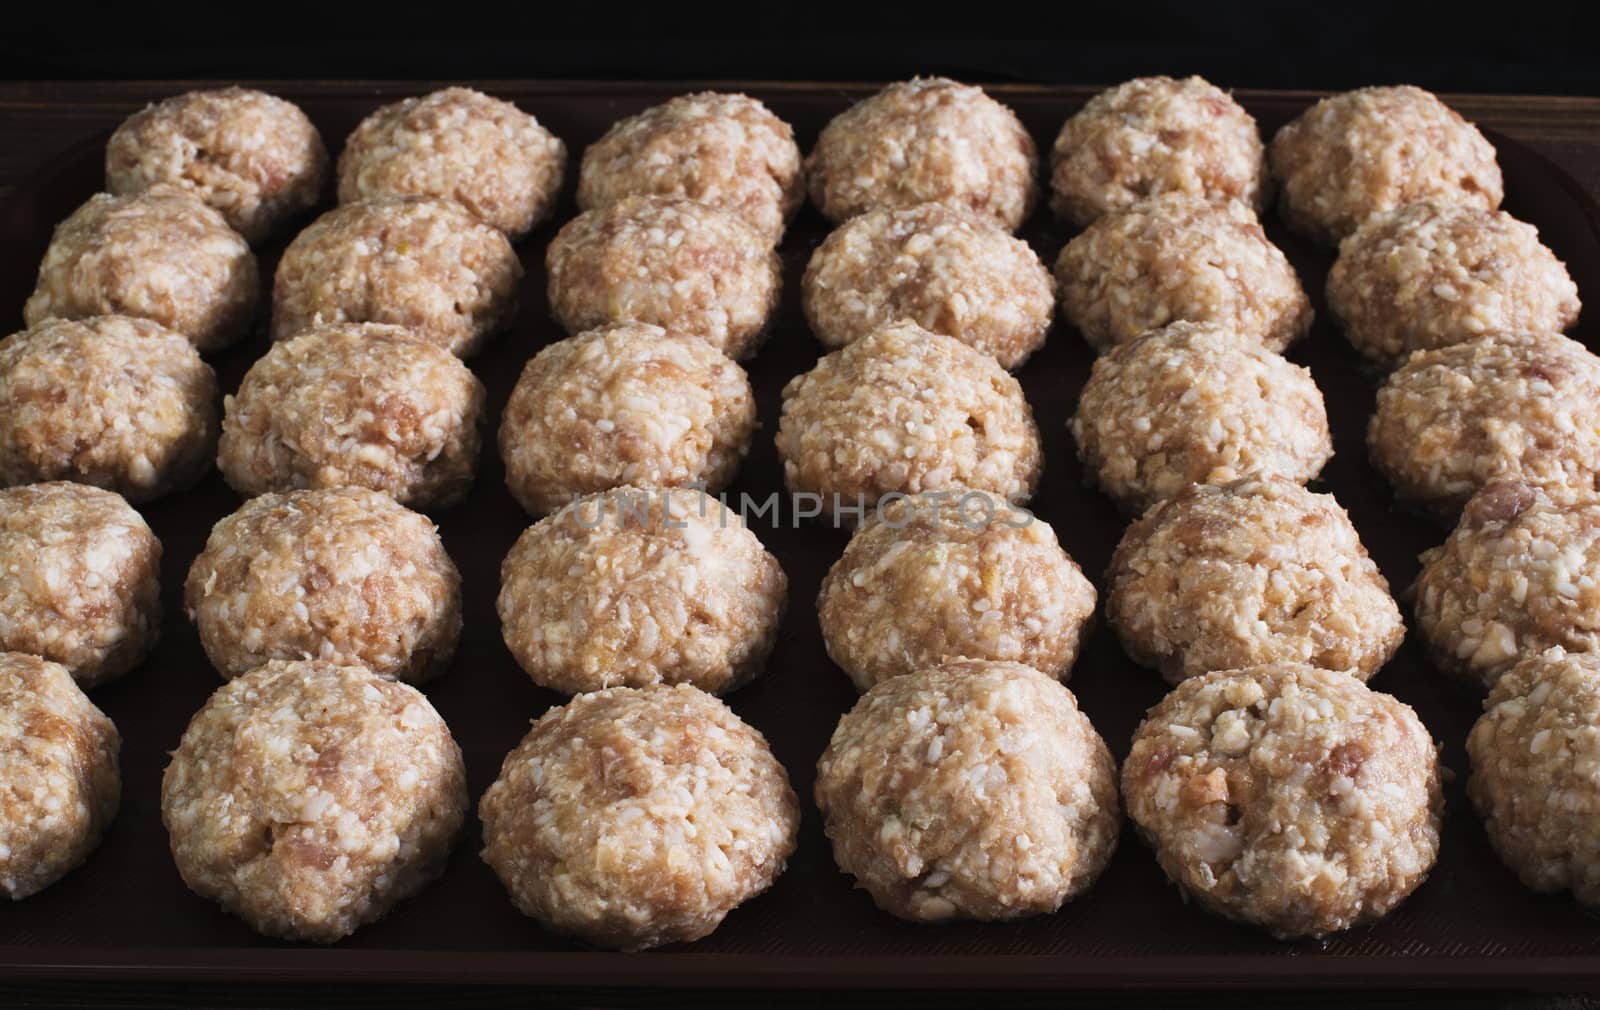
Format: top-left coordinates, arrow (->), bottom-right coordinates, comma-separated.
1,81 -> 1599,991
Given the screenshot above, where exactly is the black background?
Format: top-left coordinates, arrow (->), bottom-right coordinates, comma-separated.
1,8 -> 1598,95
6,10 -> 1600,1010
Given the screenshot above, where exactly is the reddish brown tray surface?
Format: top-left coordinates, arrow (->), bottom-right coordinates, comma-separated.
1,82 -> 1599,990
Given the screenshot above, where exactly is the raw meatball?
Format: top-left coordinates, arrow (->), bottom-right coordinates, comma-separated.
1054,193 -> 1311,353
1122,663 -> 1443,938
24,186 -> 258,353
339,87 -> 566,239
817,493 -> 1095,691
162,659 -> 466,943
0,316 -> 217,503
1328,201 -> 1581,367
1071,321 -> 1332,514
497,487 -> 785,696
499,322 -> 755,516
1107,477 -> 1403,685
0,482 -> 161,687
777,321 -> 1041,518
806,77 -> 1037,231
1468,647 -> 1600,906
1414,479 -> 1600,690
545,195 -> 780,360
1049,75 -> 1268,228
1369,333 -> 1600,516
579,91 -> 801,244
480,683 -> 798,950
272,198 -> 521,357
106,87 -> 327,243
1269,85 -> 1503,245
185,487 -> 461,684
0,652 -> 120,899
801,202 -> 1054,369
219,323 -> 484,510
814,660 -> 1119,922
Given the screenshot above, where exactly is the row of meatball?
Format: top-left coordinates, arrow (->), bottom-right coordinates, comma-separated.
98,84 -> 802,249
13,632 -> 1598,948
0,481 -> 771,699
76,75 -> 1510,256
490,456 -> 1600,741
499,319 -> 1306,540
0,469 -> 1386,708
726,74 -> 1508,253
791,314 -> 1597,534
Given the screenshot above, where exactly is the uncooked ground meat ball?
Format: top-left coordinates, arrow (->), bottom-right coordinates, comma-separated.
1369,333 -> 1600,517
1469,647 -> 1600,906
339,87 -> 566,239
0,652 -> 120,899
24,186 -> 258,353
1071,321 -> 1332,514
1269,85 -> 1503,245
1122,663 -> 1443,938
801,202 -> 1054,369
1107,477 -> 1403,685
814,660 -> 1119,922
1414,479 -> 1600,690
1328,201 -> 1581,367
817,493 -> 1095,691
776,321 -> 1041,519
162,660 -> 466,943
480,683 -> 798,950
497,487 -> 785,696
219,323 -> 484,510
499,323 -> 755,516
1049,75 -> 1268,228
1054,193 -> 1311,353
271,198 -> 521,357
579,91 -> 802,244
0,316 -> 217,503
106,87 -> 327,243
545,195 -> 780,360
0,483 -> 161,688
806,77 -> 1037,231
185,487 -> 461,684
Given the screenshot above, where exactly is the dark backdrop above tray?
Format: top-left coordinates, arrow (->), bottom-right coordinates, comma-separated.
1,82 -> 1598,989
